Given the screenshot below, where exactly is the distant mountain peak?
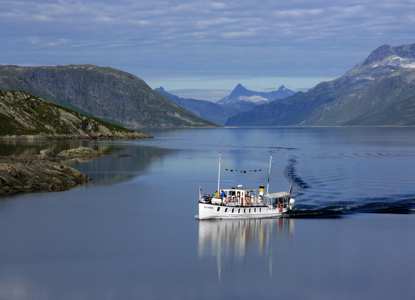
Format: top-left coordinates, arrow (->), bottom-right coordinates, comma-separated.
217,83 -> 295,105
228,84 -> 249,98
365,43 -> 415,68
156,86 -> 165,92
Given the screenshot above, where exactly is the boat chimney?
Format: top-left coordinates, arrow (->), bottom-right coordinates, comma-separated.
259,183 -> 264,196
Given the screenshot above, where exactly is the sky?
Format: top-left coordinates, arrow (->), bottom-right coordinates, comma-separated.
1,0 -> 415,100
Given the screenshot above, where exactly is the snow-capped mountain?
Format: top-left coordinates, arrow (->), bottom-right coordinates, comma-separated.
217,84 -> 296,105
345,43 -> 415,79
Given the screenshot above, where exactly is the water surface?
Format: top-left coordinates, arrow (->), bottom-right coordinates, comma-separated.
0,127 -> 414,299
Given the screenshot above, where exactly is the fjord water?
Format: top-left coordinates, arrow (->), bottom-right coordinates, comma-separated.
1,127 -> 415,299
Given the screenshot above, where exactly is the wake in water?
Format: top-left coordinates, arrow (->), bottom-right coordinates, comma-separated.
283,153 -> 415,217
286,195 -> 415,218
284,157 -> 310,190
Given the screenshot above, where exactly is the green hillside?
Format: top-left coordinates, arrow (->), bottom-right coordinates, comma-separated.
0,65 -> 218,128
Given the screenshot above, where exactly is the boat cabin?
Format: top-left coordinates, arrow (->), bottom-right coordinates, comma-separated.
221,187 -> 259,206
200,184 -> 294,209
264,192 -> 292,209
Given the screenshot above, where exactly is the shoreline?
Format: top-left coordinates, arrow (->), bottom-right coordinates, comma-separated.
0,132 -> 153,141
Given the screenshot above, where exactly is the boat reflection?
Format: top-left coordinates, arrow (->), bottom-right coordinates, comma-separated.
198,218 -> 294,282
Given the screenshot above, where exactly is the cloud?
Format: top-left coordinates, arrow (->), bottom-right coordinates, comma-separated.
210,2 -> 227,9
221,28 -> 257,38
1,0 -> 415,90
197,17 -> 236,27
33,14 -> 52,21
275,8 -> 324,18
45,38 -> 72,47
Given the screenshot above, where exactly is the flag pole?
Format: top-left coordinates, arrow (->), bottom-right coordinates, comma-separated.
267,154 -> 272,195
218,152 -> 221,195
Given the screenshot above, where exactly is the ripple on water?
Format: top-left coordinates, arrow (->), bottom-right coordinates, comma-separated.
283,148 -> 415,214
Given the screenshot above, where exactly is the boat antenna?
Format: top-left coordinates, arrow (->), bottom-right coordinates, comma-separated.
218,152 -> 221,195
267,154 -> 272,195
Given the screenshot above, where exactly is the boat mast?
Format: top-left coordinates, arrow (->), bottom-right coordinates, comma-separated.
217,152 -> 221,195
267,154 -> 272,195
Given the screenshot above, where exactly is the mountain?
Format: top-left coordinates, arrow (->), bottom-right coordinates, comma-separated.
342,68 -> 415,125
154,87 -> 257,125
217,84 -> 296,105
0,89 -> 151,139
0,65 -> 217,128
345,43 -> 415,79
226,43 -> 415,126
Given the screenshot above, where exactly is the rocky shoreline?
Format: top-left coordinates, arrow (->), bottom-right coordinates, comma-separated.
0,131 -> 152,141
0,147 -> 127,195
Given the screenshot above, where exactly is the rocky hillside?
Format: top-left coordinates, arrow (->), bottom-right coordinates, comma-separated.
0,65 -> 217,128
226,43 -> 415,126
0,89 -> 152,139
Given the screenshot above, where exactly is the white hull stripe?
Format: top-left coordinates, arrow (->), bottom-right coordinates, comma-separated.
198,203 -> 288,219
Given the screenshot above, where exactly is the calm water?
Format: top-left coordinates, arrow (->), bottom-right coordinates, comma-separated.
0,127 -> 415,299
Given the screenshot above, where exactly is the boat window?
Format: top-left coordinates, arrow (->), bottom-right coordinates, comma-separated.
232,209 -> 234,213
244,209 -> 246,213
217,207 -> 220,212
238,209 -> 240,213
254,208 -> 256,213
225,208 -> 228,212
260,208 -> 262,212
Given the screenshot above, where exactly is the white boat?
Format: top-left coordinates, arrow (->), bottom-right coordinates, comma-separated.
198,154 -> 295,220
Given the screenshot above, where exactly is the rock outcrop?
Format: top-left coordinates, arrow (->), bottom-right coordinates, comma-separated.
0,157 -> 91,194
0,147 -> 130,195
56,147 -> 129,160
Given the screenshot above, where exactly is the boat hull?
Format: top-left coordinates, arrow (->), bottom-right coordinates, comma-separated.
198,203 -> 289,220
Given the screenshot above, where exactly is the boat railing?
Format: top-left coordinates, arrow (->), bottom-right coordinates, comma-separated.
200,190 -> 270,207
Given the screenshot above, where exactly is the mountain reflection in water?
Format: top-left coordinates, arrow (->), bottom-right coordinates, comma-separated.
198,218 -> 294,282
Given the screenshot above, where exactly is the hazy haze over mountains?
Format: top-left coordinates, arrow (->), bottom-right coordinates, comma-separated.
154,87 -> 257,125
167,89 -> 231,102
155,84 -> 295,125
